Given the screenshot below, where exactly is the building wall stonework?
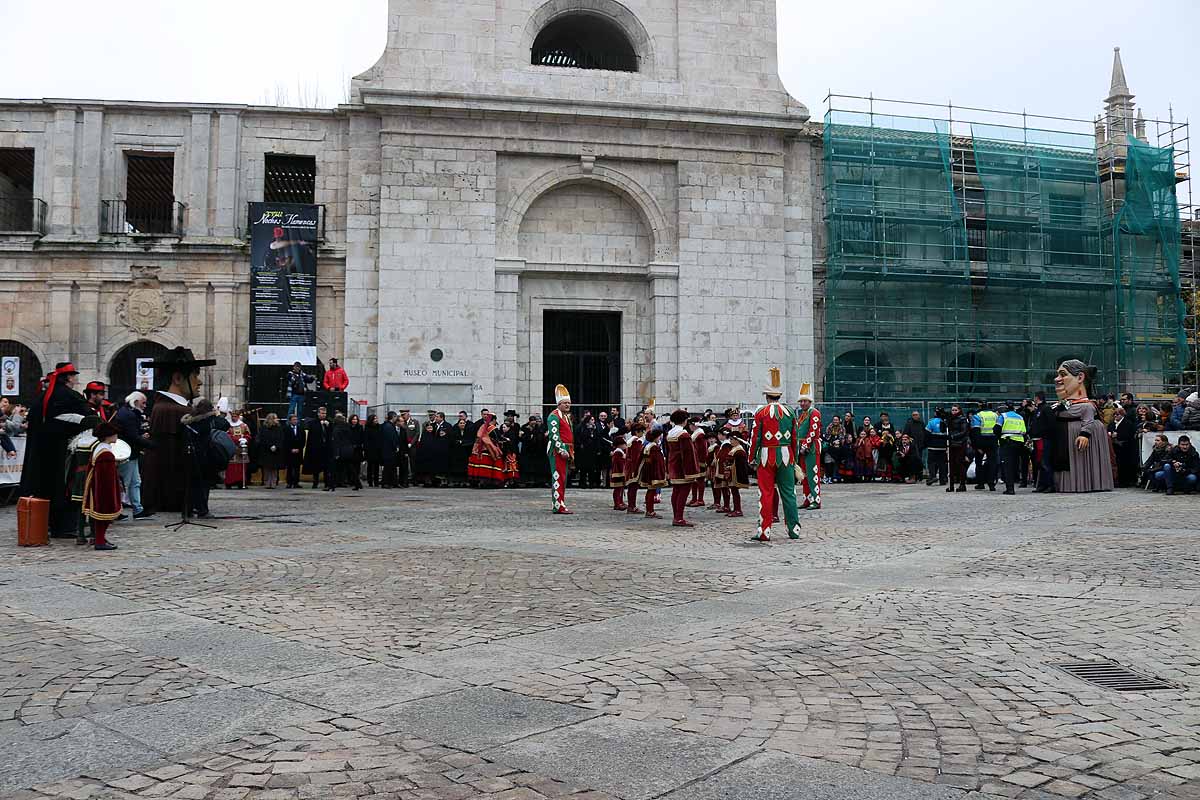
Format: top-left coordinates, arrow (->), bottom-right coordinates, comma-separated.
0,0 -> 819,412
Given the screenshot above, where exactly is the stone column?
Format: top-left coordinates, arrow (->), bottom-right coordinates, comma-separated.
184,281 -> 209,358
48,109 -> 77,237
210,281 -> 237,401
649,264 -> 680,405
47,280 -> 74,366
187,111 -> 212,238
343,112 -> 381,400
78,110 -> 103,239
74,280 -> 102,380
784,139 -> 817,397
494,261 -> 522,407
213,112 -> 240,238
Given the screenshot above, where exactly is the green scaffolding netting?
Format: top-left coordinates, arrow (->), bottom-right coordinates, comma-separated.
824,110 -> 1188,403
1114,137 -> 1189,376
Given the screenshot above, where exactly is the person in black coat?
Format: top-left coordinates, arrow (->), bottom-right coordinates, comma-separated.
1112,403 -> 1140,488
348,414 -> 365,489
328,414 -> 361,491
379,413 -> 402,488
302,407 -> 333,489
448,418 -> 472,487
283,414 -> 307,488
519,417 -> 549,487
574,415 -> 600,488
363,415 -> 383,487
20,363 -> 97,536
256,413 -> 287,488
412,420 -> 449,487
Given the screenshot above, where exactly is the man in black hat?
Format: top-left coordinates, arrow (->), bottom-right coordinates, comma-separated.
141,347 -> 216,514
19,362 -> 97,536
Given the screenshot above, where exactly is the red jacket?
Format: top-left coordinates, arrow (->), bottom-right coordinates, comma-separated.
323,367 -> 349,391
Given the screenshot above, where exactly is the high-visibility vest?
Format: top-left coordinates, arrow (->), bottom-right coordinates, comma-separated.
976,410 -> 999,436
1000,411 -> 1027,442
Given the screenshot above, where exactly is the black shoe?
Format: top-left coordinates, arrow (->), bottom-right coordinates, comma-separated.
989,485 -> 996,492
132,510 -> 155,520
1003,489 -> 1015,495
94,542 -> 118,551
115,513 -> 130,521
974,485 -> 985,491
1166,488 -> 1174,496
956,486 -> 967,492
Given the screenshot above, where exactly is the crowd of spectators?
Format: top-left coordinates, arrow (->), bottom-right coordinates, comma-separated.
821,389 -> 1200,495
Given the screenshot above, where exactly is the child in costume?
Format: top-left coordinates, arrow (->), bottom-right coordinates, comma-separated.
625,422 -> 646,514
610,426 -> 627,510
712,428 -> 732,513
82,422 -> 126,551
727,432 -> 750,518
638,427 -> 667,519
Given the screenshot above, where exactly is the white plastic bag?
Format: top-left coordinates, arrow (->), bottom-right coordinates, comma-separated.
966,462 -> 977,481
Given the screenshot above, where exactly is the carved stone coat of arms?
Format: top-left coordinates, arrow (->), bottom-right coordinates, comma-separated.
117,265 -> 173,336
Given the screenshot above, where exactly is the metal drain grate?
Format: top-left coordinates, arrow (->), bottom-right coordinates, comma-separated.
1052,660 -> 1179,691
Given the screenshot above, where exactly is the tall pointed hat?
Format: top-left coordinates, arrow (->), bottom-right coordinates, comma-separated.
763,367 -> 783,397
554,384 -> 571,404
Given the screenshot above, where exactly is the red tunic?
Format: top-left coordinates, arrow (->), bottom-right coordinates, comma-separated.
666,426 -> 700,485
638,441 -> 668,489
82,447 -> 122,522
610,444 -> 626,484
625,438 -> 645,487
713,441 -> 733,487
691,430 -> 708,477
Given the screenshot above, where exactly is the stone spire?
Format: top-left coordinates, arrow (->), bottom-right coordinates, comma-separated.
1105,47 -> 1136,144
1135,108 -> 1146,140
1108,46 -> 1131,102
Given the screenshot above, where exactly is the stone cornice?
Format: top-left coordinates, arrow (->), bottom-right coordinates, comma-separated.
360,88 -> 810,134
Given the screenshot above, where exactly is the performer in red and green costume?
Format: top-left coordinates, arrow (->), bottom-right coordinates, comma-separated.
796,382 -> 822,510
750,368 -> 800,542
547,384 -> 575,514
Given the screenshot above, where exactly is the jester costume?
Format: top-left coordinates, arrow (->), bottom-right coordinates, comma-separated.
547,384 -> 575,514
796,384 -> 822,510
750,369 -> 800,541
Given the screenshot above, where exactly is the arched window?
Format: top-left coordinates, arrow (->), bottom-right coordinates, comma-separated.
531,14 -> 638,72
829,350 -> 893,401
0,340 -> 43,405
108,340 -> 172,404
946,353 -> 994,398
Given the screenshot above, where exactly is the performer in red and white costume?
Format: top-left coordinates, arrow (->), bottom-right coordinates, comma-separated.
666,409 -> 700,527
750,368 -> 801,541
546,384 -> 575,514
796,382 -> 823,510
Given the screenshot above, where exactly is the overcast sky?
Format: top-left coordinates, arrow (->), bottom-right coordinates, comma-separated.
0,0 -> 1194,141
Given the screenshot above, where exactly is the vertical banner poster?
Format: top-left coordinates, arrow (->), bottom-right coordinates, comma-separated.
1,356 -> 18,395
247,202 -> 319,365
135,357 -> 155,392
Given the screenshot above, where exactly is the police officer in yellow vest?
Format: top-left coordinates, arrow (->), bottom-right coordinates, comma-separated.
999,401 -> 1028,495
970,402 -> 1001,491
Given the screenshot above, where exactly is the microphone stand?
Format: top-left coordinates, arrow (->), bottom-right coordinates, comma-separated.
165,419 -> 215,532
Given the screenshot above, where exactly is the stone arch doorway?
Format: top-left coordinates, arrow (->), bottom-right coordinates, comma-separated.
0,339 -> 43,404
108,340 -> 171,405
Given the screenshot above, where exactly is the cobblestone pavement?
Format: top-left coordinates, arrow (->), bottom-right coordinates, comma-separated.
0,483 -> 1197,799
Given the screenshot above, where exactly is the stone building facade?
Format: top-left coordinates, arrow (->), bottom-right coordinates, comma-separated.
0,0 -> 818,413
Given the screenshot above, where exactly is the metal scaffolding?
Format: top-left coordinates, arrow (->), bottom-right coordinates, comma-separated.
822,93 -> 1195,405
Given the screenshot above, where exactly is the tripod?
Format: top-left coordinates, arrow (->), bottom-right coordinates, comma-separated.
165,426 -> 215,532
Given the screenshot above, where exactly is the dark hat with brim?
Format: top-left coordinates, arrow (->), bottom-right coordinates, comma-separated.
147,346 -> 217,372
